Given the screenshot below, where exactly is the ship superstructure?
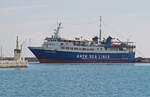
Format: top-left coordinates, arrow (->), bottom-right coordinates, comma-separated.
29,18 -> 136,63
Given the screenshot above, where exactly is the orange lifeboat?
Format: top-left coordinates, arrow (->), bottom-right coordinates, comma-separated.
112,43 -> 121,47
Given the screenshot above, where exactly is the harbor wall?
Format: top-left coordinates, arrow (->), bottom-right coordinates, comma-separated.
135,57 -> 150,63
0,57 -> 38,62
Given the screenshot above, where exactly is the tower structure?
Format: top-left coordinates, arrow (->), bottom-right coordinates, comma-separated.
14,36 -> 21,60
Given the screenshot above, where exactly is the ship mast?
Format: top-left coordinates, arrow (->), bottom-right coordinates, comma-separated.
54,22 -> 62,39
99,16 -> 102,44
0,46 -> 2,58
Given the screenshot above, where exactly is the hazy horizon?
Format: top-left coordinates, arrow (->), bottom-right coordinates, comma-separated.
0,0 -> 150,57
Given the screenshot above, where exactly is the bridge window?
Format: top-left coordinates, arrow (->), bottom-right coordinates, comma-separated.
70,47 -> 73,50
61,47 -> 65,49
46,45 -> 48,48
74,48 -> 78,50
66,47 -> 69,50
82,48 -> 86,50
79,48 -> 82,50
90,48 -> 94,51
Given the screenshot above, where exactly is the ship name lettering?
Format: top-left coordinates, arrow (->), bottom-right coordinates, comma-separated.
76,54 -> 87,59
77,54 -> 110,59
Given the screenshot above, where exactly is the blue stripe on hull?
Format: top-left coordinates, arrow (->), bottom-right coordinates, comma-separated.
28,47 -> 135,63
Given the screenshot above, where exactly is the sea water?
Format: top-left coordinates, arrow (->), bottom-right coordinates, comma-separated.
0,62 -> 150,97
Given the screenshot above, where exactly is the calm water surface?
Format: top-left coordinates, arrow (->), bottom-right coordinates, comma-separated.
0,62 -> 150,97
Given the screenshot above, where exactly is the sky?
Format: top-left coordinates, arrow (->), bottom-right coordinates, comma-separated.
0,0 -> 150,57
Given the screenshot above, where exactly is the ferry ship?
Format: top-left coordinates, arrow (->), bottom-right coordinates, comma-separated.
28,17 -> 136,63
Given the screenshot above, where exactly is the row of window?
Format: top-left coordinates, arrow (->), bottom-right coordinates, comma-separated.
47,39 -> 85,43
61,47 -> 94,51
61,47 -> 103,51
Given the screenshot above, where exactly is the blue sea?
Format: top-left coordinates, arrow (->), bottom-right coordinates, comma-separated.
0,62 -> 150,97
